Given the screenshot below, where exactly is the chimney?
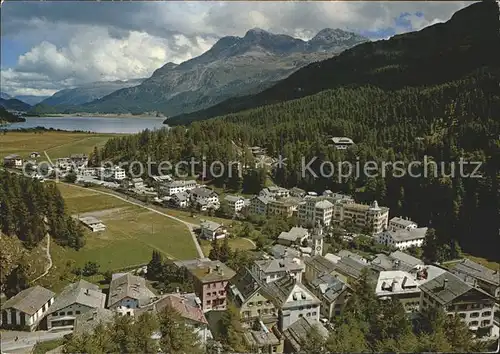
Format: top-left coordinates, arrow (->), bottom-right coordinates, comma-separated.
92,311 -> 97,320
208,267 -> 213,274
443,278 -> 449,290
176,287 -> 180,293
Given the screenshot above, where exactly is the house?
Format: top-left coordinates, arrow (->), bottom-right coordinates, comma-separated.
376,227 -> 428,250
333,256 -> 370,282
260,186 -> 290,199
73,308 -> 114,336
388,217 -> 418,231
250,146 -> 267,156
268,245 -> 301,260
97,166 -> 126,181
190,187 -> 219,209
249,195 -> 274,216
159,180 -> 197,196
172,192 -> 190,208
304,255 -> 340,284
252,258 -> 305,284
262,276 -> 321,331
200,220 -> 227,240
419,272 -> 496,335
131,177 -> 145,189
229,269 -> 278,326
375,271 -> 422,313
327,137 -> 355,150
79,216 -> 106,232
448,259 -> 500,299
46,280 -> 106,330
244,326 -> 284,354
298,197 -> 334,227
277,227 -> 309,247
224,195 -> 245,213
337,250 -> 368,264
389,251 -> 424,270
333,200 -> 389,235
282,317 -> 329,353
30,152 -> 41,159
181,259 -> 236,312
1,286 -> 55,331
308,273 -> 350,320
267,198 -> 301,218
70,154 -> 88,167
289,187 -> 306,198
107,273 -> 156,314
3,154 -> 23,168
135,292 -> 211,344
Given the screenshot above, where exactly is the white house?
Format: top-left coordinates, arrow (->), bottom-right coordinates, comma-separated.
190,187 -> 219,209
328,137 -> 355,150
172,192 -> 190,208
376,227 -> 428,250
131,178 -> 145,189
79,216 -> 106,232
252,258 -> 305,284
1,286 -> 55,331
46,280 -> 106,330
277,227 -> 309,247
388,217 -> 418,232
224,195 -> 245,213
259,186 -> 290,199
107,273 -> 156,315
160,180 -> 197,196
3,154 -> 23,168
200,220 -> 228,240
298,197 -> 334,227
112,166 -> 126,180
262,276 -> 321,331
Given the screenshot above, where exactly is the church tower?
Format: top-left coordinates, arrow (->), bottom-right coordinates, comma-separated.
311,220 -> 324,256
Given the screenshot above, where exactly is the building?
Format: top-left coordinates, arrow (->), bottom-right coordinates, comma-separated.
308,273 -> 350,320
376,227 -> 428,250
200,220 -> 228,240
1,286 -> 55,331
250,195 -> 274,216
388,217 -> 418,231
298,197 -> 334,227
267,198 -> 300,218
182,259 -> 236,312
29,152 -> 41,159
46,280 -> 106,330
229,269 -> 278,326
375,271 -> 422,313
172,192 -> 190,208
135,292 -> 211,344
159,180 -> 197,196
73,308 -> 114,336
289,187 -> 306,198
250,146 -> 267,156
282,317 -> 329,353
130,177 -> 145,189
303,255 -> 340,284
252,258 -> 305,284
371,251 -> 424,272
327,137 -> 355,150
337,250 -> 368,264
190,187 -> 219,209
224,195 -> 245,213
448,259 -> 500,299
111,166 -> 126,180
260,186 -> 290,199
268,245 -> 301,260
333,200 -> 389,235
309,223 -> 325,257
107,273 -> 156,314
277,227 -> 309,247
262,276 -> 321,331
244,326 -> 284,354
78,216 -> 106,232
419,272 -> 496,335
70,154 -> 88,167
3,154 -> 23,168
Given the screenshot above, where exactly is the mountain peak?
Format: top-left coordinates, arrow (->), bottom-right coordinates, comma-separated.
245,28 -> 270,37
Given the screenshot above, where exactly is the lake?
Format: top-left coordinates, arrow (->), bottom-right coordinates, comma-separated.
3,116 -> 168,134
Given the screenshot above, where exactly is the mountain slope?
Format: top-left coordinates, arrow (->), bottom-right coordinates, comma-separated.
167,0 -> 500,125
40,78 -> 146,107
0,92 -> 12,100
14,95 -> 49,106
77,28 -> 368,116
0,106 -> 26,123
0,97 -> 31,112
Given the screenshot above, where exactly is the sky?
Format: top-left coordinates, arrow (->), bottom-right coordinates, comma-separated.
0,1 -> 471,97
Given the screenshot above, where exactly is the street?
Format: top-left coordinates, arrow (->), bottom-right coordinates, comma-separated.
1,329 -> 72,353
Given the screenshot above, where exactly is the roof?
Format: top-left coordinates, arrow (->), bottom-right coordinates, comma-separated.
131,178 -> 143,183
135,293 -> 207,325
166,180 -> 196,187
449,259 -> 500,286
79,216 -> 103,225
310,273 -> 348,303
419,272 -> 474,305
304,255 -> 337,275
269,244 -> 301,259
337,250 -> 367,264
389,217 -> 417,227
224,195 -> 244,203
334,257 -> 367,279
375,271 -> 420,297
1,286 -> 54,315
244,329 -> 280,347
385,227 -> 428,242
283,317 -> 329,351
74,308 -> 115,335
315,200 -> 334,209
262,276 -> 320,308
390,251 -> 424,268
184,260 -> 236,283
252,195 -> 274,205
330,137 -> 354,144
278,227 -> 309,242
254,258 -> 304,275
230,269 -> 264,305
191,187 -> 216,198
289,187 -> 306,195
269,197 -> 301,208
200,220 -> 223,232
173,191 -> 189,201
107,273 -> 155,308
47,280 -> 105,314
4,154 -> 21,159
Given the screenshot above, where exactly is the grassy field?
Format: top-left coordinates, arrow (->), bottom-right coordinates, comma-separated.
0,131 -> 118,159
200,237 -> 255,255
56,183 -> 130,214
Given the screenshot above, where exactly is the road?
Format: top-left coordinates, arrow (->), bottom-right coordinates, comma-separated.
1,329 -> 72,353
59,182 -> 205,258
32,234 -> 53,282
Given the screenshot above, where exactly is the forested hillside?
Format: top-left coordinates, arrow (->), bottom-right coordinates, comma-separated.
0,106 -> 25,123
168,0 -> 500,125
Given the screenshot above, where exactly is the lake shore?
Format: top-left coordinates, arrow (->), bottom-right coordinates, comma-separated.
55,113 -> 166,119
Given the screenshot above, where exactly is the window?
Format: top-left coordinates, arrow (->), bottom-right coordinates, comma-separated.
59,312 -> 65,316
312,312 -> 317,316
67,311 -> 73,315
470,321 -> 479,326
212,292 -> 217,296
482,311 -> 492,317
206,301 -> 211,305
470,312 -> 479,318
75,311 -> 81,315
306,313 -> 311,317
459,313 -> 466,319
481,320 -> 491,326
299,314 -> 303,318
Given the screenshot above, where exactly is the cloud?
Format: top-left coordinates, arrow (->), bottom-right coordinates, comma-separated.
1,1 -> 471,96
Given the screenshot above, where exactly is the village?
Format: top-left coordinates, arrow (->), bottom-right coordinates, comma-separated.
2,146 -> 500,353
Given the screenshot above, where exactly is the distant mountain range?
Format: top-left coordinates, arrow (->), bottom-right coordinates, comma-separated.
0,92 -> 47,106
0,97 -> 32,112
33,28 -> 368,116
166,1 -> 500,125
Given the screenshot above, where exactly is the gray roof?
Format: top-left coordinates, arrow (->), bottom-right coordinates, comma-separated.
131,178 -> 143,183
386,227 -> 428,242
173,191 -> 189,202
389,217 -> 417,227
4,154 -> 21,159
390,251 -> 424,268
283,317 -> 329,351
244,329 -> 280,347
200,220 -> 222,232
224,195 -> 244,203
191,187 -> 216,198
315,200 -> 334,209
337,250 -> 367,264
252,195 -> 274,205
47,280 -> 105,314
230,269 -> 264,305
278,227 -> 309,242
1,286 -> 54,315
334,257 -> 367,280
449,259 -> 500,286
289,187 -> 306,195
310,273 -> 348,303
254,258 -> 304,274
73,308 -> 115,335
330,137 -> 354,144
262,276 -> 320,308
268,244 -> 301,259
107,273 -> 155,308
166,180 -> 196,187
184,260 -> 236,283
419,272 -> 474,305
79,216 -> 103,225
304,255 -> 337,275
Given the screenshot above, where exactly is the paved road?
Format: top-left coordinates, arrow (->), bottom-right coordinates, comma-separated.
60,182 -> 205,258
32,234 -> 52,282
1,329 -> 72,353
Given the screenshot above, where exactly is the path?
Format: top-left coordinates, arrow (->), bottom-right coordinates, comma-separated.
243,237 -> 257,248
1,329 -> 72,353
59,182 -> 204,258
32,234 -> 53,282
44,150 -> 54,166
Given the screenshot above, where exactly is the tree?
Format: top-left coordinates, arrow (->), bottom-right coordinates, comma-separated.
82,261 -> 100,276
422,228 -> 439,263
219,237 -> 232,263
217,200 -> 232,217
208,237 -> 220,260
301,325 -> 327,352
4,262 -> 30,298
158,305 -> 203,354
64,172 -> 77,184
147,250 -> 163,281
